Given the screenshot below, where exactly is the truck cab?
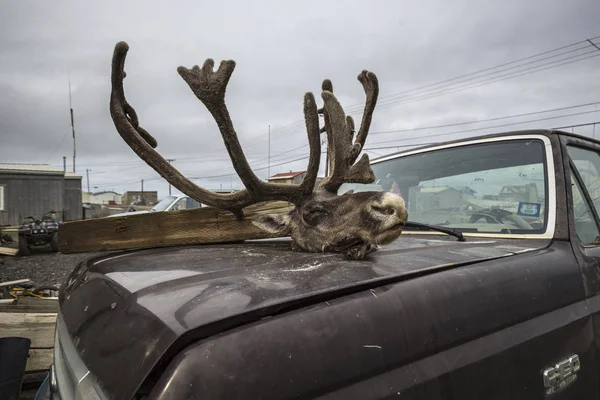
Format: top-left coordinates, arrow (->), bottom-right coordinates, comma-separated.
39,129 -> 600,399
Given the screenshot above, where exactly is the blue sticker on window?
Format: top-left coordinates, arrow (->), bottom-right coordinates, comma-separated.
517,202 -> 541,217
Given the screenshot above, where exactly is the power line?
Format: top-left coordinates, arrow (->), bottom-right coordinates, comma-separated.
72,38 -> 600,172
363,120 -> 600,153
87,36 -> 600,188
370,101 -> 600,135
183,108 -> 600,178
367,109 -> 599,147
244,35 -> 600,144
264,49 -> 600,144
362,51 -> 600,114
45,132 -> 69,163
84,103 -> 600,187
72,100 -> 600,172
216,101 -> 600,158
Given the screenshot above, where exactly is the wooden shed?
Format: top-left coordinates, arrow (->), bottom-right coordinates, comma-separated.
0,164 -> 83,226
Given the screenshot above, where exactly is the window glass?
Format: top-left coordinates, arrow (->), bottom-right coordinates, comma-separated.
339,139 -> 549,235
570,168 -> 600,245
566,146 -> 600,216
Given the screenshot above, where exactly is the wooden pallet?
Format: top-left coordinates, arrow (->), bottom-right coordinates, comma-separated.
0,296 -> 58,376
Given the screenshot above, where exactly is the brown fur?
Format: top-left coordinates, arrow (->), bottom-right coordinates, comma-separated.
108,42 -> 408,260
253,191 -> 408,259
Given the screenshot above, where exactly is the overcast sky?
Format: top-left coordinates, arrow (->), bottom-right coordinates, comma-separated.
1,0 -> 599,200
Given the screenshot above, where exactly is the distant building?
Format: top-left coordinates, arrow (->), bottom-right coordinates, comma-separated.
0,163 -> 83,226
268,171 -> 306,184
88,190 -> 123,205
122,190 -> 158,206
268,171 -> 307,185
407,186 -> 475,213
267,172 -> 325,192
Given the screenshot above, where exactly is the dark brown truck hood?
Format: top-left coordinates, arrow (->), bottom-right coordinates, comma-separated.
58,236 -> 550,399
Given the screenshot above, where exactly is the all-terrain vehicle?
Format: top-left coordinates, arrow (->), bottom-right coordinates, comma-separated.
17,210 -> 60,256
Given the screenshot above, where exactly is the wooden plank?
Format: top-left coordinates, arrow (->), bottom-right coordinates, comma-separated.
15,297 -> 58,305
25,348 -> 53,372
0,313 -> 57,348
58,201 -> 295,254
0,279 -> 31,287
0,303 -> 59,313
0,297 -> 59,313
0,246 -> 18,256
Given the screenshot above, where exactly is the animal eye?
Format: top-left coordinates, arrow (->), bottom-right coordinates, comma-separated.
302,209 -> 328,226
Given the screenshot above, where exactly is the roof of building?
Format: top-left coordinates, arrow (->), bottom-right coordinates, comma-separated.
269,171 -> 306,180
92,190 -> 122,196
64,172 -> 83,180
0,163 -> 65,175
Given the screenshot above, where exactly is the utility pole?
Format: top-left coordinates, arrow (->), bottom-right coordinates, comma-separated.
86,168 -> 91,193
69,75 -> 76,173
63,157 -> 66,172
268,124 -> 271,180
141,179 -> 144,193
166,158 -> 175,195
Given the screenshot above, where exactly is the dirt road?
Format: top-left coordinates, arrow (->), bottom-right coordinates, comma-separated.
0,244 -> 109,287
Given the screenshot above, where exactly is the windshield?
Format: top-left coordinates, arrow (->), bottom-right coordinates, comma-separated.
150,196 -> 177,212
340,138 -> 550,236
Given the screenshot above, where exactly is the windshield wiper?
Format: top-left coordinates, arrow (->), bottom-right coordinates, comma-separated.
403,221 -> 466,242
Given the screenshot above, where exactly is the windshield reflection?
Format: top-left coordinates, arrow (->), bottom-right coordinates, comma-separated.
340,138 -> 549,235
151,196 -> 177,212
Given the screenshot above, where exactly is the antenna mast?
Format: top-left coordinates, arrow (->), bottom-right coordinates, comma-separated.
69,75 -> 76,173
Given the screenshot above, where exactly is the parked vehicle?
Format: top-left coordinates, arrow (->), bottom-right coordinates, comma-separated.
39,129 -> 600,399
17,210 -> 59,255
108,195 -> 203,218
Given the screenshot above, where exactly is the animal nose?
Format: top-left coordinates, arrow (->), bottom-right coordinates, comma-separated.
372,205 -> 397,215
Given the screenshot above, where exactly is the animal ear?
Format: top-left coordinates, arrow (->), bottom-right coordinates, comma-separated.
252,213 -> 292,235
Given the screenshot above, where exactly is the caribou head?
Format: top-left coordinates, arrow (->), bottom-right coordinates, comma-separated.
109,41 -> 408,259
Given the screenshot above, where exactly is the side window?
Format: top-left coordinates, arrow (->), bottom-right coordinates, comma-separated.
570,169 -> 600,245
566,145 -> 600,245
567,146 -> 600,215
173,198 -> 188,211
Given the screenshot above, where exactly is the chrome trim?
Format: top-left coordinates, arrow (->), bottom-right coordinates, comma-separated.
50,363 -> 58,394
371,134 -> 557,240
52,312 -> 109,400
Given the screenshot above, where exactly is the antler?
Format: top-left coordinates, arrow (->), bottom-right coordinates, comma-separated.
109,41 -> 321,219
317,70 -> 379,193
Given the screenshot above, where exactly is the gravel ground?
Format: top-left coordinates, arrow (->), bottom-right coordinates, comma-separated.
0,243 -> 109,287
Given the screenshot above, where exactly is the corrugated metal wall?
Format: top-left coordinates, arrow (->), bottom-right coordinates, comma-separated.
63,177 -> 83,221
0,172 -> 77,226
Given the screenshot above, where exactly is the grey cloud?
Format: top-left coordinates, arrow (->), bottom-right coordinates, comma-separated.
1,0 -> 599,201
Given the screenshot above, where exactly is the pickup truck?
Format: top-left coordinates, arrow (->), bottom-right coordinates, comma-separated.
37,129 -> 600,399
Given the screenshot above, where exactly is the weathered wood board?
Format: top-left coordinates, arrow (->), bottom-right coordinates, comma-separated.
0,297 -> 58,376
0,312 -> 56,349
25,348 -> 54,372
0,296 -> 59,314
58,201 -> 294,254
0,246 -> 18,256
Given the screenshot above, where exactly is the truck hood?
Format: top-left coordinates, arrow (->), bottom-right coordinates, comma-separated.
58,236 -> 550,399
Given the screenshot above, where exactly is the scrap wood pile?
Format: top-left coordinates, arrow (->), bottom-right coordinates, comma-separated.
57,41 -> 408,260
0,278 -> 59,391
0,227 -> 17,256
